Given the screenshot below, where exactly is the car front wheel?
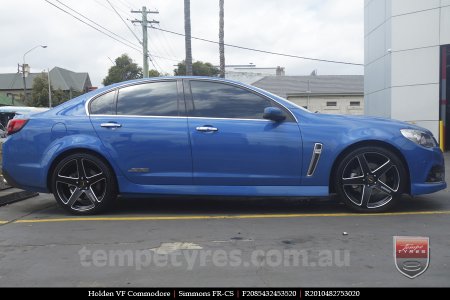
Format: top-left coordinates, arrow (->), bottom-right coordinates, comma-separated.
52,153 -> 117,215
335,146 -> 407,212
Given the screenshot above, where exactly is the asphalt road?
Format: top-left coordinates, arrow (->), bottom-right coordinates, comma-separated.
0,160 -> 449,287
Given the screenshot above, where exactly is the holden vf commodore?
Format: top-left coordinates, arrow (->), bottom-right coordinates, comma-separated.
2,77 -> 446,214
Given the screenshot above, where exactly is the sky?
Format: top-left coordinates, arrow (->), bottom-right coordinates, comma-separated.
0,0 -> 364,87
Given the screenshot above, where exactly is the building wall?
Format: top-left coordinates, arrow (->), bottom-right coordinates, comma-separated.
0,89 -> 29,101
225,65 -> 285,85
287,95 -> 364,115
364,0 -> 450,138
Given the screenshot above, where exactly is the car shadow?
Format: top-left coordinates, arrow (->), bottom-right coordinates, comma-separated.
95,194 -> 449,216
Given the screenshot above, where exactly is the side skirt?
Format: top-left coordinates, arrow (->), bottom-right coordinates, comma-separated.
118,183 -> 329,197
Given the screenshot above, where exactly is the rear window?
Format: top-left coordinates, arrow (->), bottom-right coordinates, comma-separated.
90,91 -> 116,115
116,81 -> 179,116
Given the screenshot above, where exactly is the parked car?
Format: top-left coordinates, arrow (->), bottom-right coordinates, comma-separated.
1,77 -> 446,214
0,106 -> 49,138
0,123 -> 6,139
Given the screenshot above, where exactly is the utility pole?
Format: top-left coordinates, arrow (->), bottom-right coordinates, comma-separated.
48,68 -> 52,108
184,0 -> 193,75
132,6 -> 159,78
18,63 -> 30,104
219,0 -> 225,78
20,45 -> 47,104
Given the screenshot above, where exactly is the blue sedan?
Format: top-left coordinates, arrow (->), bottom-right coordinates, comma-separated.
2,77 -> 446,214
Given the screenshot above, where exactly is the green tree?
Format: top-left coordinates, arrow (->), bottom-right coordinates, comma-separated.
148,69 -> 161,77
30,73 -> 69,107
174,60 -> 220,76
103,54 -> 143,85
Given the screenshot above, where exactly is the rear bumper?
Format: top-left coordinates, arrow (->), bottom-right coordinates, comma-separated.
2,169 -> 20,188
2,168 -> 48,193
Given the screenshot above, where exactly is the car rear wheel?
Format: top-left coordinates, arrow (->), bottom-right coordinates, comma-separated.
52,153 -> 117,215
335,146 -> 406,213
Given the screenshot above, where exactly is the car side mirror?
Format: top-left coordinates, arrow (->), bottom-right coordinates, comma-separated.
263,107 -> 286,122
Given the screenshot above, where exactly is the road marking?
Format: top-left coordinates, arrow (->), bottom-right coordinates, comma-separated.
150,242 -> 203,254
0,221 -> 8,224
7,210 -> 450,224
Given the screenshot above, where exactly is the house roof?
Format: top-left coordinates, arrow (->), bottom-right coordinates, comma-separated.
252,75 -> 364,98
0,67 -> 91,92
50,67 -> 91,91
0,73 -> 39,90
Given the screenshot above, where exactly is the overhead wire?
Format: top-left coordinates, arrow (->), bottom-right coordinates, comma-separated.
152,27 -> 364,66
45,0 -> 142,53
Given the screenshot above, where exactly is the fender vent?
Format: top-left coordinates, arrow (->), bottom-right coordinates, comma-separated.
307,143 -> 323,176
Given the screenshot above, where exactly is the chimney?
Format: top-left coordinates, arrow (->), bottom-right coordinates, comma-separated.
276,66 -> 285,76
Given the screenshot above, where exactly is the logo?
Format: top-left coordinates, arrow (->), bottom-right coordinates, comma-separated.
393,236 -> 429,278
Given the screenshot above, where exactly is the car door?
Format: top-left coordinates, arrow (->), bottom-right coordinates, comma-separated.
89,80 -> 192,185
185,79 -> 302,186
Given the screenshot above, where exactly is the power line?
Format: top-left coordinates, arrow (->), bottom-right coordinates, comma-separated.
56,0 -> 141,49
150,53 -> 181,62
93,0 -> 116,14
45,0 -> 180,64
152,27 -> 363,66
45,0 -> 142,53
109,0 -> 135,20
154,25 -> 179,60
148,52 -> 164,74
106,0 -> 142,45
147,28 -> 173,64
114,0 -> 134,11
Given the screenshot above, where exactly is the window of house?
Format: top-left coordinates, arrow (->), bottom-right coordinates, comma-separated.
350,101 -> 360,106
326,101 -> 337,107
189,81 -> 272,119
116,81 -> 179,116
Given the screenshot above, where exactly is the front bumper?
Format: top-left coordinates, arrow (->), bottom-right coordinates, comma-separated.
406,145 -> 447,196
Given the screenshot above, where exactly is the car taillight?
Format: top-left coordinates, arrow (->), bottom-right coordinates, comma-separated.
7,119 -> 28,135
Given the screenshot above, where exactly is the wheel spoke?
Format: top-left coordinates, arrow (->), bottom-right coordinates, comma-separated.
373,160 -> 393,178
76,159 -> 87,179
360,185 -> 373,208
357,154 -> 371,175
67,188 -> 83,208
85,188 -> 99,204
342,176 -> 365,185
87,172 -> 106,185
56,175 -> 78,186
376,180 -> 396,195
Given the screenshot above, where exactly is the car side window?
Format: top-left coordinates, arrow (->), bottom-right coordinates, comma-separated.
117,81 -> 179,116
90,91 -> 116,115
190,81 -> 272,119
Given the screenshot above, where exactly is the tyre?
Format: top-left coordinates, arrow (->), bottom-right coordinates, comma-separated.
335,146 -> 407,213
51,153 -> 117,215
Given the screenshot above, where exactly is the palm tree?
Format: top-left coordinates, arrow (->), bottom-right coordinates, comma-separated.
184,0 -> 193,75
219,0 -> 225,78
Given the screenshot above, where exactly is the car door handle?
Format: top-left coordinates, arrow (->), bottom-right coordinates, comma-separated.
196,126 -> 218,132
101,122 -> 122,128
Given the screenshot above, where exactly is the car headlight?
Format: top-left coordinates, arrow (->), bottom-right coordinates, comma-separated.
400,129 -> 437,148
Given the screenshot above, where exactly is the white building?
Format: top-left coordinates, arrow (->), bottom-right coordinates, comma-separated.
225,64 -> 285,84
253,75 -> 364,115
364,0 -> 450,148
